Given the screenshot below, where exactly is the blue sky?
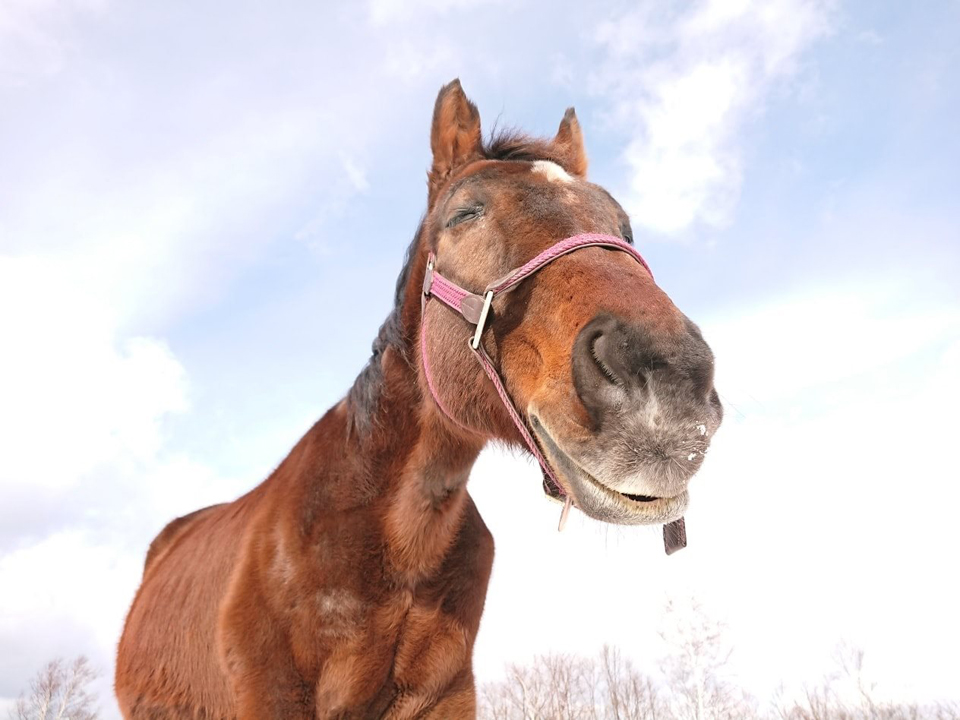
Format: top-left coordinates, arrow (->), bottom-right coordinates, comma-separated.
1,0 -> 959,715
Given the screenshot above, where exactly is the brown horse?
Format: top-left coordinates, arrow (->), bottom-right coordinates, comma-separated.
115,80 -> 722,719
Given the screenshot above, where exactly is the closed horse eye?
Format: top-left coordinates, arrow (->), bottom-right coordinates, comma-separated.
446,204 -> 484,229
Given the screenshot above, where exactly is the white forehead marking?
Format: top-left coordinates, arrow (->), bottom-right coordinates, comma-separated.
531,160 -> 573,184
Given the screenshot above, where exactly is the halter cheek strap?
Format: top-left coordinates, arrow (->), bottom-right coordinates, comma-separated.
420,233 -> 686,553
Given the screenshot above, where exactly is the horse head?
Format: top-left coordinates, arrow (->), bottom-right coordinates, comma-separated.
418,80 -> 722,526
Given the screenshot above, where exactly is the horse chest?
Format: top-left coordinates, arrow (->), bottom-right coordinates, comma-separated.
309,585 -> 471,717
390,596 -> 471,690
256,493 -> 492,716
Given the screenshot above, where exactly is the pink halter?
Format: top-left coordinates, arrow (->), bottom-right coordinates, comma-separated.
420,232 -> 686,553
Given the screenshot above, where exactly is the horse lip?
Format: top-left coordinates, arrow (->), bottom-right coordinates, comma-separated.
529,414 -> 688,525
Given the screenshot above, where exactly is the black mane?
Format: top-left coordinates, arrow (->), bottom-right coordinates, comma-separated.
346,220 -> 423,434
483,128 -> 567,166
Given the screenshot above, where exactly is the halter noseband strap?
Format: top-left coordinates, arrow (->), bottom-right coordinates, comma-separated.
420,233 -> 685,553
423,233 -> 653,343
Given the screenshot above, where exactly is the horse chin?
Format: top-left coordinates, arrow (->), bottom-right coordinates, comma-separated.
530,415 -> 688,526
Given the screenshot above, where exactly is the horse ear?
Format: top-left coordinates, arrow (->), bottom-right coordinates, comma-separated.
429,79 -> 483,205
553,107 -> 588,178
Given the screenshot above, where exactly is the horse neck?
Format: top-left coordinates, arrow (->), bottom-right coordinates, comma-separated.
369,343 -> 486,577
286,324 -> 484,581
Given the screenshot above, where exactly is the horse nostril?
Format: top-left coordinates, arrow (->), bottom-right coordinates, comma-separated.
573,314 -> 718,430
588,323 -> 662,388
573,315 -> 676,421
589,333 -> 622,386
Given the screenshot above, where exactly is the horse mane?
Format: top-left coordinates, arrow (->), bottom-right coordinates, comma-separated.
482,128 -> 568,166
346,130 -> 565,433
346,219 -> 423,434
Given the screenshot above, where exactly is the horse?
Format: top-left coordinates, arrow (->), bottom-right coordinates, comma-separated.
115,79 -> 723,719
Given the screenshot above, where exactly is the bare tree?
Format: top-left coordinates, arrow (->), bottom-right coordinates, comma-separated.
10,656 -> 99,720
934,704 -> 960,720
772,643 -> 960,720
478,647 -> 665,720
479,602 -> 960,720
657,597 -> 754,720
598,645 -> 668,720
479,652 -> 595,719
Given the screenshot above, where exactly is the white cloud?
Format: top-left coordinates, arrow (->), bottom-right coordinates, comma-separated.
856,28 -> 884,46
340,154 -> 371,194
0,104 -> 373,330
381,39 -> 458,83
592,0 -> 834,234
0,257 -> 187,496
0,0 -> 107,86
704,279 -> 960,407
368,0 -> 504,25
0,530 -> 139,660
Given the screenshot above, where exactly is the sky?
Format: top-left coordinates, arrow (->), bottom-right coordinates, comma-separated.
1,0 -> 959,716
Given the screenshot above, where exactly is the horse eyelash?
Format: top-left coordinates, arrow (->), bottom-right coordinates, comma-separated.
446,204 -> 484,229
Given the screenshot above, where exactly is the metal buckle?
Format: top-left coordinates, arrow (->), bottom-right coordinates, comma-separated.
470,290 -> 494,349
422,256 -> 435,298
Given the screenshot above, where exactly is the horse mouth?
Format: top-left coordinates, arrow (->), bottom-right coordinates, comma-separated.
622,492 -> 659,502
530,415 -> 688,526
